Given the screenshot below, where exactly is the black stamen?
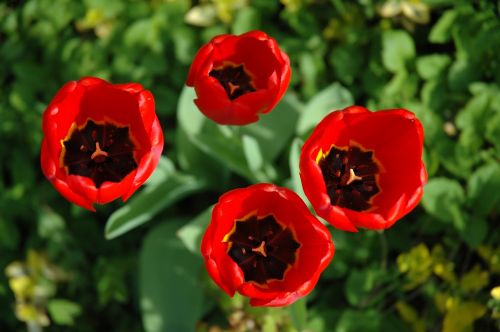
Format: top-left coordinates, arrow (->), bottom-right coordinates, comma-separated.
227,215 -> 300,285
319,146 -> 380,211
209,64 -> 256,100
62,120 -> 138,188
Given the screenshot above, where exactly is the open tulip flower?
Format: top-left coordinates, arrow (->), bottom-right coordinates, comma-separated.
186,30 -> 291,125
41,77 -> 163,211
300,106 -> 427,232
201,184 -> 334,307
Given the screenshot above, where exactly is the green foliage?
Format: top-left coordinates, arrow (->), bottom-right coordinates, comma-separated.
1,0 -> 499,331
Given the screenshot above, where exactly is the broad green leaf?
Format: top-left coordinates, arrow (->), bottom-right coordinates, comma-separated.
105,157 -> 206,239
177,206 -> 213,253
416,54 -> 451,80
178,86 -> 298,182
296,82 -> 353,136
38,207 -> 65,243
232,6 -> 261,34
429,9 -> 457,43
330,43 -> 364,85
242,134 -> 264,172
422,177 -> 466,230
335,310 -> 381,332
448,57 -> 480,92
345,269 -> 382,306
382,30 -> 415,73
241,93 -> 301,162
461,216 -> 487,249
47,299 -> 82,326
486,111 -> 500,149
140,221 -> 206,332
467,162 -> 500,215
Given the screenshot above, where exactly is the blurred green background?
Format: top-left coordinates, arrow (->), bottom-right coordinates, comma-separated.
1,0 -> 499,331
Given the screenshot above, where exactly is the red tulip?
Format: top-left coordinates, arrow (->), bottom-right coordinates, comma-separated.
201,184 -> 334,306
186,30 -> 291,125
300,106 -> 427,232
40,77 -> 163,211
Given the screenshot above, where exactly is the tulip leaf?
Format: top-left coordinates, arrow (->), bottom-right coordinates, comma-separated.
177,86 -> 292,182
296,82 -> 353,136
241,93 -> 301,162
288,137 -> 308,202
105,157 -> 206,240
177,206 -> 213,253
140,221 -> 207,332
288,298 -> 308,330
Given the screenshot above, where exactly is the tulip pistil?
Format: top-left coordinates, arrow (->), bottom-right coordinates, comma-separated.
61,120 -> 138,188
226,215 -> 300,285
209,64 -> 256,100
319,145 -> 380,211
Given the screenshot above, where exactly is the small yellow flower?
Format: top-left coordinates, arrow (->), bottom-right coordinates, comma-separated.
491,286 -> 500,300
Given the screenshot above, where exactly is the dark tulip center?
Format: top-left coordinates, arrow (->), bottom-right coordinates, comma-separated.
226,215 -> 300,285
318,145 -> 380,211
61,120 -> 138,188
209,64 -> 256,100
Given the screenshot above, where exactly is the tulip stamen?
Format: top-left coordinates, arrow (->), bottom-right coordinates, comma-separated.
251,241 -> 268,257
345,168 -> 362,185
209,64 -> 256,100
91,142 -> 109,162
226,215 -> 300,285
61,120 -> 138,188
318,145 -> 380,211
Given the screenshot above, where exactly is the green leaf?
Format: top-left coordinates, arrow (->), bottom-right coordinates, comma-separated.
47,299 -> 82,326
467,162 -> 500,216
177,206 -> 213,253
429,9 -> 457,43
330,43 -> 364,85
140,221 -> 206,332
486,111 -> 500,149
382,30 -> 415,73
105,157 -> 206,239
178,86 -> 299,182
335,310 -> 381,332
345,269 -> 381,306
232,6 -> 261,34
288,137 -> 307,202
422,178 -> 466,230
241,93 -> 301,162
296,82 -> 353,136
38,207 -> 66,243
416,54 -> 451,80
288,298 -> 308,330
461,216 -> 487,249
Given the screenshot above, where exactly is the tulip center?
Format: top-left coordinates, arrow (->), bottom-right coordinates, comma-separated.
318,145 -> 380,211
225,215 -> 300,285
61,120 -> 138,188
209,64 -> 256,100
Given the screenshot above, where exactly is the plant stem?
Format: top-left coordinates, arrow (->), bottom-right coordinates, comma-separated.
378,230 -> 388,271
